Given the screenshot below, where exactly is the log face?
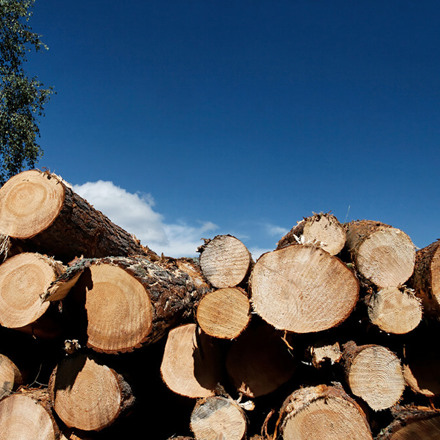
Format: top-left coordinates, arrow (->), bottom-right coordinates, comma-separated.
0,393 -> 57,440
250,245 -> 359,333
0,354 -> 22,399
0,170 -> 64,239
0,253 -> 63,328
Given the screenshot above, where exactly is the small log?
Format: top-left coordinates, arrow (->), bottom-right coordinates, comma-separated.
225,323 -> 296,398
48,353 -> 135,432
160,323 -> 223,398
250,245 -> 359,333
196,288 -> 251,339
198,235 -> 253,288
409,239 -> 440,316
344,220 -> 415,288
0,170 -> 157,262
366,286 -> 422,334
44,256 -> 210,353
308,341 -> 342,369
277,212 -> 346,256
0,353 -> 23,399
0,387 -> 60,440
0,252 -> 64,332
376,406 -> 440,440
190,396 -> 247,440
342,341 -> 405,411
278,384 -> 373,440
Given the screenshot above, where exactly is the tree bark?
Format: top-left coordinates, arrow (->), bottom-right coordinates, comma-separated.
190,396 -> 247,440
0,387 -> 60,440
278,383 -> 373,440
344,220 -> 415,289
277,212 -> 346,256
0,252 -> 64,333
44,256 -> 210,354
196,287 -> 251,339
160,323 -> 223,399
250,245 -> 359,333
225,322 -> 296,398
342,341 -> 405,411
49,353 -> 135,432
0,170 -> 157,262
409,239 -> 440,317
198,235 -> 253,288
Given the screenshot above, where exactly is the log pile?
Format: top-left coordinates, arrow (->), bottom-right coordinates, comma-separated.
0,170 -> 440,439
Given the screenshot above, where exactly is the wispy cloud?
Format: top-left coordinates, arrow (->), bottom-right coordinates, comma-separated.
266,224 -> 290,238
73,180 -> 218,257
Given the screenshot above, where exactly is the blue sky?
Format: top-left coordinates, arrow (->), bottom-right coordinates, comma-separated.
25,0 -> 439,257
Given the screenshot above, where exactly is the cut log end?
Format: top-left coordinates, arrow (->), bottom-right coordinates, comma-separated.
250,245 -> 359,333
0,170 -> 65,239
280,384 -> 373,440
0,354 -> 23,399
0,252 -> 63,329
199,235 -> 252,288
190,396 -> 247,440
196,288 -> 251,339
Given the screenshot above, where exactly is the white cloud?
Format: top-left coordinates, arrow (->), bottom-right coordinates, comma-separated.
73,181 -> 218,258
249,247 -> 272,261
266,224 -> 290,237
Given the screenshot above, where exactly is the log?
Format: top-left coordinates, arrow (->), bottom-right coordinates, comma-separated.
376,406 -> 440,440
196,287 -> 251,339
225,322 -> 296,398
48,353 -> 135,432
308,341 -> 342,369
198,235 -> 253,288
344,220 -> 415,288
342,341 -> 405,411
277,212 -> 346,256
250,245 -> 359,333
0,252 -> 64,332
409,239 -> 440,316
190,396 -> 247,440
0,170 -> 157,262
278,384 -> 373,440
0,353 -> 23,399
44,256 -> 210,353
160,323 -> 223,398
366,286 -> 422,334
0,387 -> 60,440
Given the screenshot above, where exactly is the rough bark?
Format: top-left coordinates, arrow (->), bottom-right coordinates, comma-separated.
250,245 -> 359,333
366,286 -> 422,334
376,406 -> 440,440
277,212 -> 346,256
278,383 -> 373,440
225,322 -> 296,398
190,396 -> 247,440
198,235 -> 253,288
0,170 -> 157,262
44,256 -> 210,354
342,341 -> 405,411
196,287 -> 251,339
409,239 -> 440,317
344,220 -> 415,289
49,353 -> 134,432
0,387 -> 60,440
0,252 -> 64,333
160,323 -> 223,398
0,353 -> 23,399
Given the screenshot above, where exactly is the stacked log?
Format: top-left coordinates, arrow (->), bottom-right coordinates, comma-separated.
0,172 -> 439,439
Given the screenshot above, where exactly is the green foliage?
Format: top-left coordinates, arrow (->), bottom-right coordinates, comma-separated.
0,0 -> 53,185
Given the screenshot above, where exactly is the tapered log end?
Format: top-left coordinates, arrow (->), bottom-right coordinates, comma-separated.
0,170 -> 65,239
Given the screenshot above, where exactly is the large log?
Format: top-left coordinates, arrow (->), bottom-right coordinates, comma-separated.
44,256 -> 210,353
344,220 -> 415,288
250,245 -> 359,333
0,387 -> 60,440
277,212 -> 346,256
48,353 -> 135,432
0,170 -> 157,262
409,239 -> 440,316
278,384 -> 373,440
0,252 -> 64,334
